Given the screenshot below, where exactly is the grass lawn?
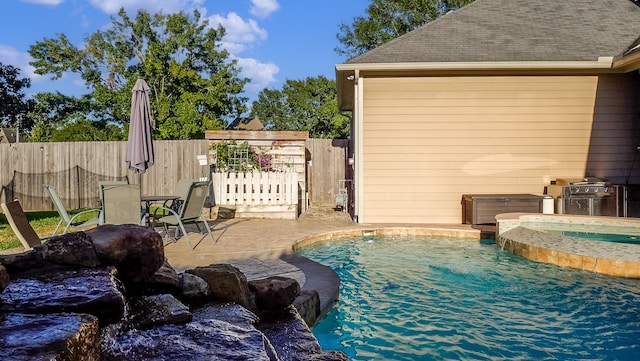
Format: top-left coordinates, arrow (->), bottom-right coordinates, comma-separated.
0,209 -> 95,251
0,206 -> 170,251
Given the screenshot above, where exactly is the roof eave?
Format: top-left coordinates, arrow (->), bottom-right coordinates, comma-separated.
336,59 -> 617,111
612,51 -> 640,72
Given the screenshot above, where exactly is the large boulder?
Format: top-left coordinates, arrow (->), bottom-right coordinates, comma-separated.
40,231 -> 100,267
249,276 -> 301,311
0,312 -> 100,361
127,258 -> 181,296
258,305 -> 349,361
0,267 -> 125,325
180,272 -> 210,303
186,264 -> 257,312
86,224 -> 164,284
293,290 -> 321,327
126,294 -> 192,329
101,303 -> 278,361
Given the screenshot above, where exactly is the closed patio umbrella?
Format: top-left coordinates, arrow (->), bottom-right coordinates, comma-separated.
125,78 -> 155,178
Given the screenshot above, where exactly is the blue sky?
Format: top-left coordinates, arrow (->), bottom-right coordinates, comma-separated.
0,0 -> 369,104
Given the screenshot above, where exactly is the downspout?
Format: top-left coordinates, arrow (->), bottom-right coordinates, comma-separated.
353,69 -> 364,223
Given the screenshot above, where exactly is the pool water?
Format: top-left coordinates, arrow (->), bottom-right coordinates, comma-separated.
542,230 -> 640,245
297,235 -> 640,360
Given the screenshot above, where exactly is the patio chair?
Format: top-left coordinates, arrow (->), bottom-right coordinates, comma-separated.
153,180 -> 215,250
1,200 -> 44,250
43,184 -> 100,236
165,178 -> 198,213
99,183 -> 145,225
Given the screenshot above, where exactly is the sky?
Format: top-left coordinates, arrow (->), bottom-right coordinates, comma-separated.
0,0 -> 369,106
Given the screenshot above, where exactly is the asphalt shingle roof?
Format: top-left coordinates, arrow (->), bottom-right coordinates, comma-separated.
346,0 -> 640,64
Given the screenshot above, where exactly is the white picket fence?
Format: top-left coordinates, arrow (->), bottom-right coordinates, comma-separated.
211,172 -> 299,219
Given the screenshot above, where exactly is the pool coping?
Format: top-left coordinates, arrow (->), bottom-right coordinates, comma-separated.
496,213 -> 640,278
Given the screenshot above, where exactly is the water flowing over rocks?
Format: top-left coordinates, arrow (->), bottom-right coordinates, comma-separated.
0,224 -> 347,360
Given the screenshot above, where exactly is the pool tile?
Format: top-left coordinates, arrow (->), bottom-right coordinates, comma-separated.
537,248 -> 548,263
568,254 -> 583,269
611,260 -> 626,278
557,252 -> 570,267
624,261 -> 640,278
521,245 -> 529,258
582,256 -> 597,272
595,259 -> 612,275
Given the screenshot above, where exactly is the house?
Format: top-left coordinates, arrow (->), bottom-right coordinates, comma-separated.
335,0 -> 640,224
0,128 -> 17,144
226,117 -> 265,131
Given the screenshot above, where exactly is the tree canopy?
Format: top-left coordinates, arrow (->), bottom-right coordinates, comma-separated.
0,62 -> 34,133
251,76 -> 350,139
29,8 -> 248,140
336,0 -> 474,59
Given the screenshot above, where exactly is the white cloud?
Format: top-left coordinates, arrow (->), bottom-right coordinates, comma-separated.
249,0 -> 279,18
208,12 -> 268,54
21,0 -> 64,5
0,45 -> 88,97
0,45 -> 42,83
89,0 -> 204,15
234,57 -> 279,94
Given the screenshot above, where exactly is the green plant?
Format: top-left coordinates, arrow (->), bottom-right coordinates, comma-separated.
210,139 -> 274,172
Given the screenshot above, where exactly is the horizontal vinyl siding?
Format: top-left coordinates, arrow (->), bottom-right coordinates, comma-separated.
360,76 -> 600,223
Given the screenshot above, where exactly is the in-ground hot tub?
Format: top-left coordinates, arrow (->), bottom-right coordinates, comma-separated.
496,213 -> 640,278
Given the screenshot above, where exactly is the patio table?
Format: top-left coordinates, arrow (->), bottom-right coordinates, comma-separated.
141,195 -> 180,225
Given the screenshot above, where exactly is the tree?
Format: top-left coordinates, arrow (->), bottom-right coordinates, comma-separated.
251,76 -> 350,139
29,8 -> 248,140
0,62 -> 35,133
336,0 -> 474,58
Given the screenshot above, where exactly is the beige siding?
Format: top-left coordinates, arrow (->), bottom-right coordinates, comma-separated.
360,75 -> 639,223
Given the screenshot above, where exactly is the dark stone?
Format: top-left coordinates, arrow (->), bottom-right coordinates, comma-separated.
127,294 -> 192,329
186,264 -> 257,312
126,258 -> 181,296
192,303 -> 259,327
101,303 -> 278,361
86,224 -> 164,284
0,267 -> 125,325
179,272 -> 209,304
0,312 -> 100,361
249,276 -> 301,310
41,231 -> 100,267
0,263 -> 9,291
258,305 -> 349,361
1,225 -> 340,361
0,248 -> 45,274
293,290 -> 321,327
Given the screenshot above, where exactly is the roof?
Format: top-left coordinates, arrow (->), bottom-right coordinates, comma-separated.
0,128 -> 17,143
226,117 -> 265,131
346,0 -> 640,64
336,0 -> 640,110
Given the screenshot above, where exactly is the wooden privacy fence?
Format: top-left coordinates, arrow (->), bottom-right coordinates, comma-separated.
211,172 -> 299,219
0,140 -> 210,211
0,138 -> 350,217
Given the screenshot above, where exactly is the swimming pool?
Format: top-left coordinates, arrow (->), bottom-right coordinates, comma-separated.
297,235 -> 640,360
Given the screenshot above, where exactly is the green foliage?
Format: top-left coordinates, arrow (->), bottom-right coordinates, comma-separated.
336,0 -> 474,58
26,92 -> 123,141
251,76 -> 350,139
0,61 -> 35,132
210,140 -> 275,172
29,8 -> 248,140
